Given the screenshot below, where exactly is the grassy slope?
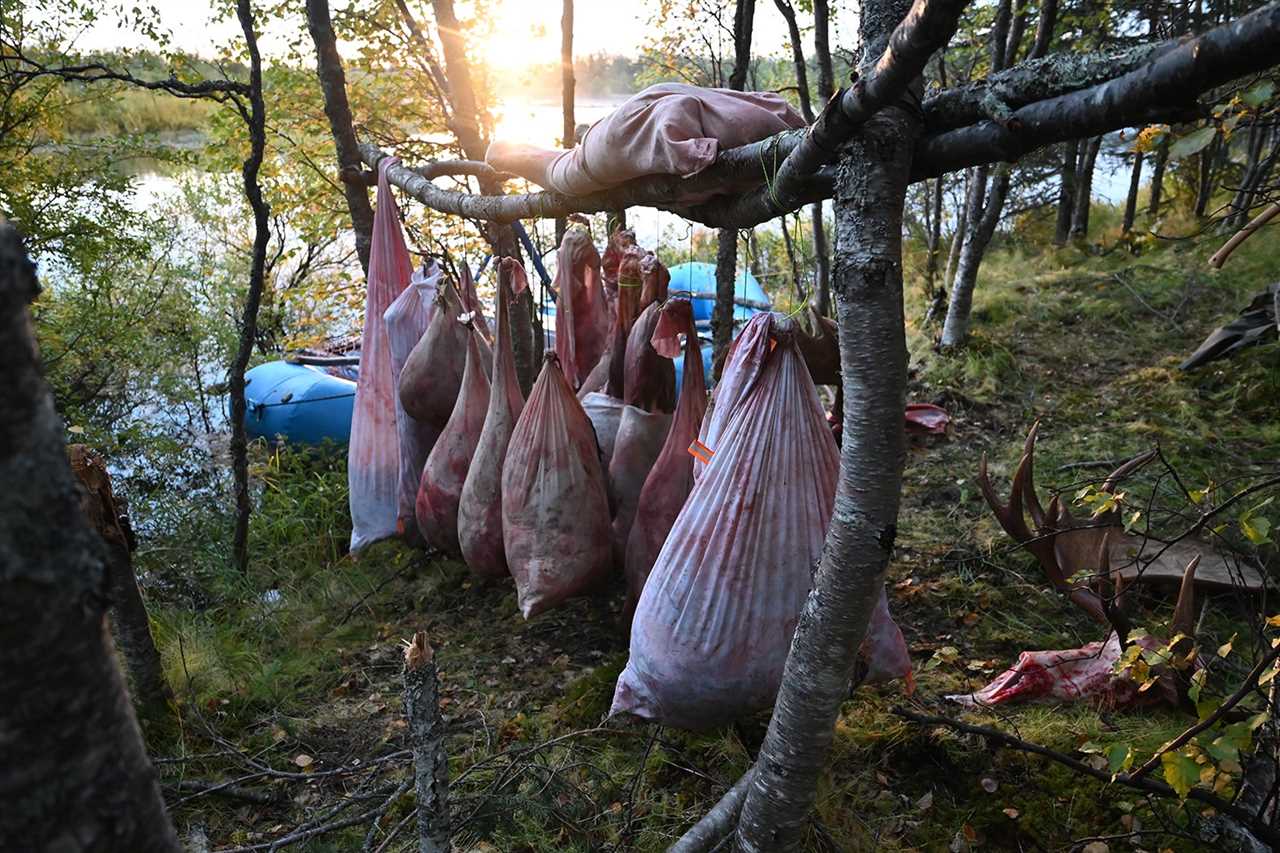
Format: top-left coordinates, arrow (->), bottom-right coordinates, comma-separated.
136,203 -> 1278,851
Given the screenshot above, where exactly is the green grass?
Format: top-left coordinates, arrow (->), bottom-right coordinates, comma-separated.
62,87 -> 213,138
132,197 -> 1278,851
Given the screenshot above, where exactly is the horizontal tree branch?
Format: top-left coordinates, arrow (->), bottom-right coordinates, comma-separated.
915,1 -> 1280,177
357,1 -> 1280,228
922,40 -> 1176,132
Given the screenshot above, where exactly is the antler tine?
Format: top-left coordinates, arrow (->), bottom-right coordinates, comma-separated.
1101,448 -> 1158,494
1170,555 -> 1201,639
1020,422 -> 1048,530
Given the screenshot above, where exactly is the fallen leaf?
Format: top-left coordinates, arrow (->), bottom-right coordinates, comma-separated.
1082,843 -> 1109,853
980,777 -> 998,793
915,791 -> 933,811
293,753 -> 314,769
1003,807 -> 1020,819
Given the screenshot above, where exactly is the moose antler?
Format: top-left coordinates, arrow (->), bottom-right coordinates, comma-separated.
977,423 -> 1159,630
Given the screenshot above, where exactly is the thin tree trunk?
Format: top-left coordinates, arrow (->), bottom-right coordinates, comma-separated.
1055,139 -> 1079,244
229,0 -> 270,575
1148,134 -> 1169,217
68,445 -> 173,714
1004,0 -> 1029,67
0,223 -> 180,853
924,175 -> 944,318
1194,132 -> 1219,217
555,0 -> 574,245
1031,0 -> 1057,57
305,0 -> 376,276
943,171 -> 968,287
713,0 -> 756,369
811,205 -> 831,315
713,227 -> 738,372
813,0 -> 835,102
1122,149 -> 1144,233
404,633 -> 449,853
733,0 -> 918,846
1070,134 -> 1101,239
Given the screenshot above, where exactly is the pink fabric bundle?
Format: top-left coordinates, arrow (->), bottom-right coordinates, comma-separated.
399,267 -> 492,430
612,313 -> 911,729
545,83 -> 806,196
384,262 -> 442,543
458,259 -> 528,579
553,227 -> 609,388
348,158 -> 412,553
623,299 -> 706,625
416,323 -> 490,555
502,354 -> 611,618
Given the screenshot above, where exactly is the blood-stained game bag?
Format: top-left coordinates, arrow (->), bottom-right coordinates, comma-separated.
612,313 -> 910,728
458,259 -> 528,579
502,354 -> 611,618
349,158 -> 412,552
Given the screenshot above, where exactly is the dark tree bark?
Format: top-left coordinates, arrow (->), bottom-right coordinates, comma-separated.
0,223 -> 179,853
1055,139 -> 1079,244
1148,134 -> 1169,217
229,0 -> 270,575
712,227 -> 739,372
1070,134 -> 1101,238
305,0 -> 376,275
813,0 -> 835,102
1122,149 -> 1144,233
713,0 -> 756,368
1030,0 -> 1057,57
1195,133 -> 1219,217
733,0 -> 919,846
404,633 -> 449,853
68,445 -> 172,715
925,175 -> 944,305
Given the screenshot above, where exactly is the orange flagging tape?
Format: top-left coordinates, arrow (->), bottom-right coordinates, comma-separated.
687,439 -> 714,464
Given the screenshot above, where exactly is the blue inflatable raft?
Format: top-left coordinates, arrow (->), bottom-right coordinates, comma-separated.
244,361 -> 356,446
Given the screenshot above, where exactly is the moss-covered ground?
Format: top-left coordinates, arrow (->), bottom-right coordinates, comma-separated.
136,202 -> 1278,851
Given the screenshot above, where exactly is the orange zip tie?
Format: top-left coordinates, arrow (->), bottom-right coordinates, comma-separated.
687,439 -> 714,464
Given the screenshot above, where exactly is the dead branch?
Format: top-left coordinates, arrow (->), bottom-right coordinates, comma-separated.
404,632 -> 450,853
1210,201 -> 1280,268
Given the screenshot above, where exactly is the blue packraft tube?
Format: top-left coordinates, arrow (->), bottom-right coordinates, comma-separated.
243,361 -> 356,445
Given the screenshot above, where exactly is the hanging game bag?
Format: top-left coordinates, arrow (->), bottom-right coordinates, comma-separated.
612,313 -> 911,729
502,353 -> 612,618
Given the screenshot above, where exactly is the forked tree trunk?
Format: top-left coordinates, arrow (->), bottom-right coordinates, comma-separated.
940,166 -> 1011,347
0,223 -> 180,853
1122,149 -> 1143,233
229,0 -> 270,575
734,1 -> 918,847
305,0 -> 376,276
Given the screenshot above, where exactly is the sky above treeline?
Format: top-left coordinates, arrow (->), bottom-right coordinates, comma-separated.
76,0 -> 797,69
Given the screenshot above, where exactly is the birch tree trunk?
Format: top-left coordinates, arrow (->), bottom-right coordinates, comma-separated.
734,0 -> 918,846
305,0 -> 376,276
0,222 -> 180,853
940,166 -> 1011,347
